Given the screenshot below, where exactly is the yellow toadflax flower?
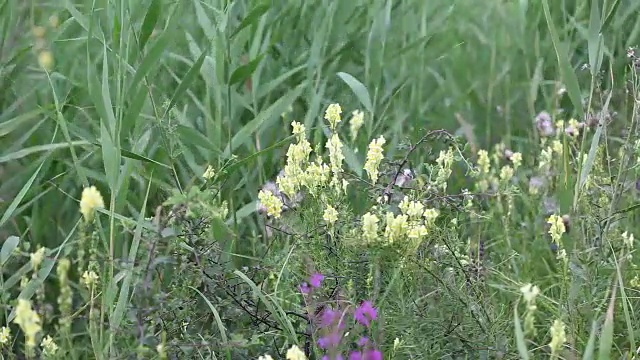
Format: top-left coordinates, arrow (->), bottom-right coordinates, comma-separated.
361,212 -> 379,242
41,335 -> 59,356
257,190 -> 284,219
80,185 -> 105,222
323,205 -> 339,225
258,355 -> 274,360
81,270 -> 99,288
549,319 -> 566,357
349,110 -> 364,141
0,326 -> 10,345
364,136 -> 386,184
547,214 -> 565,245
13,299 -> 41,349
286,345 -> 307,360
324,103 -> 342,130
203,165 -> 215,180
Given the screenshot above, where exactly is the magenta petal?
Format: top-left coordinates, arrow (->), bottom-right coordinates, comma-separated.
309,273 -> 325,288
348,351 -> 363,360
363,349 -> 382,360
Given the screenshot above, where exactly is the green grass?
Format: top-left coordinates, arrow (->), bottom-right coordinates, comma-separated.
1,0 -> 640,359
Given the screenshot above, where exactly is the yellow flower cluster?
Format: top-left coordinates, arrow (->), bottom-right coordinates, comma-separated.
202,165 -> 215,180
361,212 -> 380,242
380,196 -> 439,245
324,103 -> 342,130
548,319 -> 566,356
81,270 -> 100,288
258,190 -> 284,219
435,148 -> 454,190
277,121 -> 313,197
323,204 -> 339,225
41,335 -> 59,356
286,345 -> 307,360
80,185 -> 105,222
0,326 -> 10,345
13,299 -> 41,349
349,110 -> 364,141
547,214 -> 565,245
364,136 -> 386,184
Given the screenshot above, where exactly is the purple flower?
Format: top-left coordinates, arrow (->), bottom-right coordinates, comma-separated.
354,301 -> 377,327
299,282 -> 310,295
317,332 -> 341,350
319,307 -> 345,329
363,350 -> 382,360
322,355 -> 344,360
309,273 -> 324,288
356,337 -> 369,347
349,352 -> 363,360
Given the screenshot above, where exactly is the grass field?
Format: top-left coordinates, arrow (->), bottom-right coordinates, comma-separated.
1,0 -> 640,359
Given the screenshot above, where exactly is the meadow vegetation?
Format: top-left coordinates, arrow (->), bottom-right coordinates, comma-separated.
1,0 -> 640,359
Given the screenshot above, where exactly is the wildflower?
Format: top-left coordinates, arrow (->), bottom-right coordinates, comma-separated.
203,165 -> 215,180
528,176 -> 545,195
552,140 -> 563,156
350,110 -> 365,141
299,282 -> 310,295
319,307 -> 344,329
258,355 -> 274,360
324,103 -> 342,130
286,344 -> 307,360
477,150 -> 491,174
13,299 -> 41,349
535,111 -> 555,137
41,335 -> 59,356
393,337 -> 401,350
357,337 -> 369,347
549,319 -> 566,356
349,350 -> 382,360
354,300 -> 377,327
309,273 -> 325,288
520,283 -> 540,304
361,212 -> 379,242
80,185 -> 105,222
406,224 -> 428,239
364,136 -> 386,184
423,208 -> 439,224
323,205 -> 339,225
0,326 -> 10,345
317,332 -> 341,350
623,231 -> 635,249
326,134 -> 345,179
435,148 -> 454,190
499,165 -> 514,183
510,152 -> 523,170
547,214 -> 566,245
384,212 -> 408,243
399,197 -> 424,219
30,247 -> 46,269
81,270 -> 99,288
258,189 -> 284,219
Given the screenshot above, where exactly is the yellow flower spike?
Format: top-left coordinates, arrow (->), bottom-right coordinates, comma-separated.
324,103 -> 342,130
286,345 -> 307,360
80,185 -> 105,222
12,299 -> 41,349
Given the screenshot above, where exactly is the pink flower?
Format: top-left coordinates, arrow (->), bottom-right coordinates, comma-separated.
317,332 -> 341,350
357,337 -> 369,347
309,273 -> 324,288
363,350 -> 382,360
349,352 -> 362,360
354,301 -> 377,327
299,282 -> 310,295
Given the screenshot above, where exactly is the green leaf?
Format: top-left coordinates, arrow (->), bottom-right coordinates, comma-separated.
541,0 -> 583,120
0,162 -> 44,228
231,1 -> 270,38
0,109 -> 45,138
598,285 -> 616,360
138,0 -> 162,51
224,81 -> 305,157
0,141 -> 89,163
228,53 -> 265,86
337,71 -> 373,113
582,319 -> 598,360
164,49 -> 208,118
110,177 -> 152,332
513,303 -> 530,360
0,236 -> 19,266
587,0 -> 604,75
